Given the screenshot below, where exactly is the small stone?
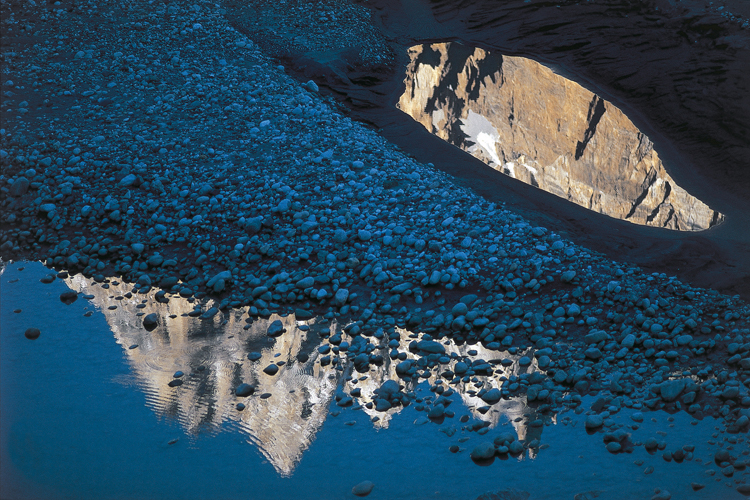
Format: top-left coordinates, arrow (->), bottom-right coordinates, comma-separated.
119,174 -> 137,187
715,449 -> 733,465
584,348 -> 602,360
236,383 -> 255,397
481,388 -> 502,405
470,442 -> 496,463
24,328 -> 40,340
606,442 -> 621,453
352,481 -> 374,497
59,291 -> 78,304
585,414 -> 604,429
334,288 -> 349,306
375,398 -> 392,412
267,320 -> 285,337
143,313 -> 159,331
358,229 -> 372,241
567,303 -> 581,316
659,379 -> 686,402
428,404 -> 445,419
561,270 -> 576,283
9,177 -> 29,197
451,303 -> 469,316
263,364 -> 279,376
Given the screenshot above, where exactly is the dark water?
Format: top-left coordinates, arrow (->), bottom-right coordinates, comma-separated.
2,262 -> 747,499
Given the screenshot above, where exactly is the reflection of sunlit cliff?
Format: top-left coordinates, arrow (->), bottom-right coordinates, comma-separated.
65,275 -> 339,477
65,274 -> 558,472
398,43 -> 723,231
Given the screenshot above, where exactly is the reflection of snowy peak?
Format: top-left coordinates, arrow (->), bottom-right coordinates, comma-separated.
398,43 -> 722,231
65,275 -> 339,477
65,274 -> 554,473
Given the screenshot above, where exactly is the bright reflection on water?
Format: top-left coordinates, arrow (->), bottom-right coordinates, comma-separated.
398,42 -> 723,231
63,273 -> 550,476
2,262 -> 747,500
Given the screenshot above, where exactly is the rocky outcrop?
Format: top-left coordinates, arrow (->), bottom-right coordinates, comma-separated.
398,43 -> 723,231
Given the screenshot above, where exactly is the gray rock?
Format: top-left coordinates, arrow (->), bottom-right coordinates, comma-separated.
267,320 -> 285,337
452,303 -> 469,316
561,270 -> 576,283
358,229 -> 372,241
416,340 -> 445,354
585,414 -> 604,429
606,442 -> 621,453
508,441 -> 524,455
143,313 -> 159,330
206,270 -> 231,288
470,442 -> 496,462
352,480 -> 374,497
235,383 -> 255,397
584,348 -> 602,360
659,379 -> 686,402
377,380 -> 400,399
722,386 -> 740,400
621,334 -> 636,348
9,177 -> 29,196
334,288 -> 349,306
296,277 -> 314,289
245,216 -> 263,234
59,291 -> 78,304
585,331 -> 607,344
375,398 -> 391,412
333,229 -> 348,243
481,388 -> 502,405
119,174 -> 137,187
24,327 -> 40,340
200,307 -> 219,319
263,364 -> 279,375
395,360 -> 413,376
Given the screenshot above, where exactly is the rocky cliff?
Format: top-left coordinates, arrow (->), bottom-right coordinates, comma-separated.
398,43 -> 723,231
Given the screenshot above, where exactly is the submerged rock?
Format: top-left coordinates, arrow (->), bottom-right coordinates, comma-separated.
24,327 -> 40,340
352,480 -> 374,497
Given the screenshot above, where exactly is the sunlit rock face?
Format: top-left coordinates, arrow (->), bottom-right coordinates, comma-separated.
398,42 -> 723,231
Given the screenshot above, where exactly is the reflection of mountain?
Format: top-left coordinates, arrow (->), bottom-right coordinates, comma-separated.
398,43 -> 723,231
66,275 -> 555,472
66,275 -> 338,477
